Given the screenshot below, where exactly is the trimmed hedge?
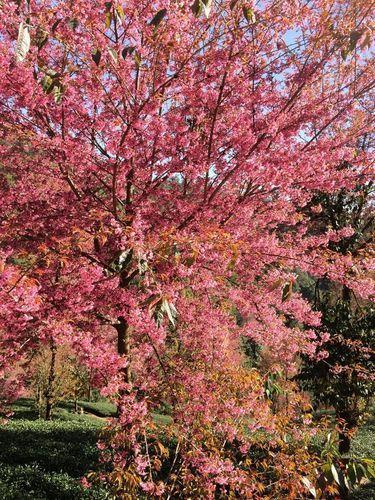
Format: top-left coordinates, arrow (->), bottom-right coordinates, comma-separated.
0,403 -> 108,499
0,464 -> 107,500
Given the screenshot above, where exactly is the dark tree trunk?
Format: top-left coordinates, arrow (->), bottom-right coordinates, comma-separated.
338,432 -> 351,454
37,386 -> 43,418
114,316 -> 132,416
45,340 -> 57,421
337,408 -> 358,455
87,371 -> 92,402
336,286 -> 355,454
116,316 -> 131,385
342,284 -> 351,302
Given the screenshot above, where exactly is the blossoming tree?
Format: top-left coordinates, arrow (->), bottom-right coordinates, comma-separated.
0,0 -> 373,496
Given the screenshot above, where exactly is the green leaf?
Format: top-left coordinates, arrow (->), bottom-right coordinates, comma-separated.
122,46 -> 135,59
16,22 -> 31,63
52,83 -> 63,104
282,281 -> 292,302
243,6 -> 256,24
138,257 -> 148,275
105,11 -> 112,29
161,299 -> 178,327
104,4 -> 112,29
191,0 -> 212,18
134,50 -> 141,68
362,459 -> 375,478
301,476 -> 317,498
118,249 -> 133,271
322,462 -> 332,478
343,474 -> 350,490
116,5 -> 125,20
41,75 -> 54,93
92,48 -> 101,66
108,47 -> 118,63
68,18 -> 79,30
366,464 -> 375,478
356,463 -> 367,482
331,464 -> 341,486
150,8 -> 167,28
41,73 -> 63,103
191,0 -> 203,17
202,0 -> 213,18
349,30 -> 362,52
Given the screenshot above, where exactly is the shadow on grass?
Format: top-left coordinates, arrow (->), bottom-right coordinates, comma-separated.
9,398 -> 40,421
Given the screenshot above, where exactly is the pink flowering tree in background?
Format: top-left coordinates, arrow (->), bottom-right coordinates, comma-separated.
0,0 -> 373,497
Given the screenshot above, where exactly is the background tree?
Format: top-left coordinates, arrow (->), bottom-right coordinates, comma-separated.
298,168 -> 374,454
30,343 -> 91,419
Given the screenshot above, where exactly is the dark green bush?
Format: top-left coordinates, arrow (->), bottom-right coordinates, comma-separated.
0,464 -> 108,499
0,419 -> 103,476
0,401 -> 109,499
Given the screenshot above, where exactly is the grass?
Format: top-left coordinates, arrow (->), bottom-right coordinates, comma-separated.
76,400 -> 117,418
61,399 -> 172,424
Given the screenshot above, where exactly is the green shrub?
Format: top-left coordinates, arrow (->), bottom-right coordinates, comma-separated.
0,464 -> 108,499
0,419 -> 103,476
0,403 -> 109,499
351,418 -> 375,460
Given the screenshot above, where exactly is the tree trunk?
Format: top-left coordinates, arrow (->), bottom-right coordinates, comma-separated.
342,284 -> 351,302
337,408 -> 358,455
87,371 -> 92,402
115,316 -> 131,416
338,432 -> 351,454
116,316 -> 132,385
37,385 -> 43,418
45,340 -> 57,420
